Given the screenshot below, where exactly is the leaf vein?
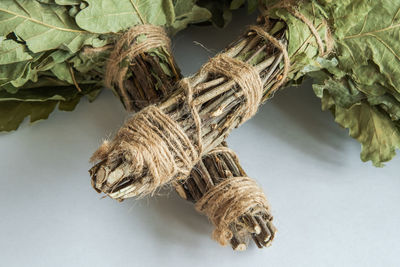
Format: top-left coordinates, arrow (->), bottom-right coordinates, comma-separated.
129,0 -> 145,24
344,23 -> 400,39
368,33 -> 400,62
0,8 -> 87,33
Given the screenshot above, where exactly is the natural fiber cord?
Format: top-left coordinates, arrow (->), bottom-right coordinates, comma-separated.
91,106 -> 199,195
195,176 -> 270,246
202,54 -> 263,124
105,25 -> 171,111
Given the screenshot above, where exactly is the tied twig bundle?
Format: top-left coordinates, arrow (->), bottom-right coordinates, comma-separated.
90,7 -> 332,198
186,145 -> 275,249
90,24 -> 275,250
196,176 -> 271,247
104,25 -> 173,112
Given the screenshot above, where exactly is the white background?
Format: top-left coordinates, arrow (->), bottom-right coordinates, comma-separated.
1,10 -> 399,267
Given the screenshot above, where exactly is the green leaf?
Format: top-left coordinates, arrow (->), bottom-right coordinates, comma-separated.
171,3 -> 211,34
0,60 -> 32,88
0,0 -> 98,53
247,0 -> 258,13
58,96 -> 80,111
163,0 -> 175,26
230,0 -> 245,10
312,76 -> 364,109
197,0 -> 232,28
263,0 -> 400,165
229,0 -> 257,12
37,0 -> 81,4
0,84 -> 100,102
309,0 -> 400,165
334,102 -> 400,167
55,0 -> 81,5
0,84 -> 102,131
368,95 -> 400,121
75,0 -> 169,33
313,75 -> 400,166
0,39 -> 32,64
50,62 -> 74,84
332,0 -> 400,93
0,100 -> 57,131
36,0 -> 56,4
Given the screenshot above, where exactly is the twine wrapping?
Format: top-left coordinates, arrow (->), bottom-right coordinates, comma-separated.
105,25 -> 171,111
195,176 -> 270,246
207,144 -> 239,161
202,54 -> 263,124
249,25 -> 290,95
92,105 -> 199,195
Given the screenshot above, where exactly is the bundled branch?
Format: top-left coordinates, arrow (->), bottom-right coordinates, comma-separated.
90,25 -> 275,250
90,21 -> 290,198
176,145 -> 275,249
91,0 -> 400,202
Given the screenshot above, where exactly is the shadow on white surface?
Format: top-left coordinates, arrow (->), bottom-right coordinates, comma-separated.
249,81 -> 351,166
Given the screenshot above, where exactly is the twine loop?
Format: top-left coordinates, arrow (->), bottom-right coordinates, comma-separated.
95,105 -> 200,195
203,54 -> 263,124
105,25 -> 171,110
195,176 -> 270,246
286,7 -> 333,57
249,25 -> 290,94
